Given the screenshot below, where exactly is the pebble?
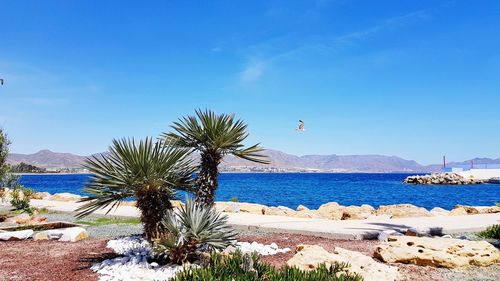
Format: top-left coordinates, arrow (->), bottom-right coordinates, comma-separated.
92,236 -> 290,280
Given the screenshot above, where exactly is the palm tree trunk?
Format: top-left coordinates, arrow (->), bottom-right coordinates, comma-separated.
195,151 -> 221,206
136,187 -> 173,240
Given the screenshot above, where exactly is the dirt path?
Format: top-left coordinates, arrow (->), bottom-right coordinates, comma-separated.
0,239 -> 114,281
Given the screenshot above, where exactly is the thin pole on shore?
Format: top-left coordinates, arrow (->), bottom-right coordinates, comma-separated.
443,155 -> 446,169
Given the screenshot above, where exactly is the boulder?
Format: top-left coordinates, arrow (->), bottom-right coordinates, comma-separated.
215,202 -> 266,215
475,206 -> 500,214
50,193 -> 82,202
44,227 -> 89,242
14,213 -> 32,225
342,205 -> 375,220
317,202 -> 344,220
30,192 -> 51,200
449,205 -> 479,216
33,231 -> 49,241
263,206 -> 296,216
296,205 -> 309,211
430,207 -> 450,216
376,204 -> 433,218
287,244 -> 399,281
292,210 -> 322,219
0,229 -> 33,241
374,236 -> 500,268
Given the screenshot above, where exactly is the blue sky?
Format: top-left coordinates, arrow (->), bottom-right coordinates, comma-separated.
0,0 -> 499,165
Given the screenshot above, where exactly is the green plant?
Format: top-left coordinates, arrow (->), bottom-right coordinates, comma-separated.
153,198 -> 237,264
75,138 -> 195,240
230,196 -> 238,202
478,224 -> 500,240
163,109 -> 269,206
496,203 -> 500,207
10,186 -> 34,215
0,128 -> 11,182
76,217 -> 141,226
174,251 -> 362,281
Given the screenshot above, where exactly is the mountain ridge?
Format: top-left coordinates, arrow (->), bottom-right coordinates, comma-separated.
8,149 -> 499,173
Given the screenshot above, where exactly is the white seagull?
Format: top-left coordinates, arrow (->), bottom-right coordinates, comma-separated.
296,120 -> 305,131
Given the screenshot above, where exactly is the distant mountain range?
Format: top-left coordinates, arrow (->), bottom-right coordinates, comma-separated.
7,149 -> 500,173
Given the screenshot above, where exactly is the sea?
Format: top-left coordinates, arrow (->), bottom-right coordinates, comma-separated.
19,173 -> 500,210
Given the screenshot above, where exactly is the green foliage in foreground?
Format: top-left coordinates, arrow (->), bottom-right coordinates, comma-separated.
10,186 -> 35,215
154,198 -> 237,264
478,224 -> 500,240
174,251 -> 362,281
75,217 -> 141,226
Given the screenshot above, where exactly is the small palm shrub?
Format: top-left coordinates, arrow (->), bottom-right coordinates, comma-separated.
174,251 -> 362,281
153,198 -> 237,264
478,224 -> 500,240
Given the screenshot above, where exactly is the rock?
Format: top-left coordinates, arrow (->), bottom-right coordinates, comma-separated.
376,204 -> 433,218
342,205 -> 375,220
292,210 -> 322,219
378,230 -> 403,242
44,227 -> 89,242
223,245 -> 237,254
404,227 -> 428,237
33,231 -> 49,241
215,202 -> 266,215
449,205 -> 479,216
0,229 -> 33,241
441,235 -> 453,239
374,236 -> 500,268
30,192 -> 51,200
287,244 -> 399,281
475,206 -> 500,214
14,213 -> 32,224
430,207 -> 450,216
50,193 -> 82,202
263,206 -> 296,216
317,202 -> 344,220
296,204 -> 309,211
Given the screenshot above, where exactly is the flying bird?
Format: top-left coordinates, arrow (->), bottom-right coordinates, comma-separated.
296,120 -> 305,131
0,79 -> 3,85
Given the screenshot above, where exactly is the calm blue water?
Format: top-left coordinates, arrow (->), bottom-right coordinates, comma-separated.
19,173 -> 500,210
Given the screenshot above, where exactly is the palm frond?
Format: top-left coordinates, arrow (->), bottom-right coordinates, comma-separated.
161,109 -> 269,164
76,137 -> 195,218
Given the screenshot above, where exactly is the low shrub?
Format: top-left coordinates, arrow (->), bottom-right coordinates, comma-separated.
230,196 -> 239,202
154,198 -> 237,264
478,224 -> 500,240
10,186 -> 34,215
174,251 -> 362,281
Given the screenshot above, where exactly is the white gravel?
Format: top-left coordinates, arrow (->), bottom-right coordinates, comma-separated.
92,236 -> 291,281
236,241 -> 291,255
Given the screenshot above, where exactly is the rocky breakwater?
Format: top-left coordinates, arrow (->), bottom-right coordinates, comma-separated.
403,173 -> 483,185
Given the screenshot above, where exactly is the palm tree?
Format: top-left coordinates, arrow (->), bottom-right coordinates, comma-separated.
162,109 -> 269,206
76,138 -> 195,240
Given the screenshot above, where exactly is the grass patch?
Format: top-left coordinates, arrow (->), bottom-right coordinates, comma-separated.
477,224 -> 500,240
75,217 -> 141,226
174,251 -> 362,281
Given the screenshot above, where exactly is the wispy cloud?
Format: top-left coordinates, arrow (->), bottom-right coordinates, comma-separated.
240,60 -> 266,83
336,9 -> 431,43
